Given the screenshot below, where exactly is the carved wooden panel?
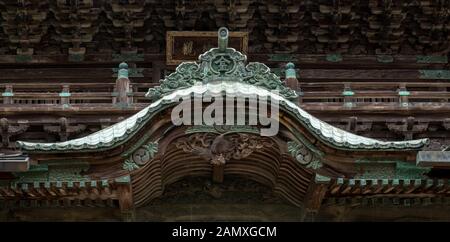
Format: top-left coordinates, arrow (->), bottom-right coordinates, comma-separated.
166,31 -> 248,65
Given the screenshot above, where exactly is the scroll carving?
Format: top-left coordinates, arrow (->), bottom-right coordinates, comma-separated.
287,141 -> 322,169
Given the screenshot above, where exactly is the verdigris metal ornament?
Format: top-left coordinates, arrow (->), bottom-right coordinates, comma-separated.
146,27 -> 298,101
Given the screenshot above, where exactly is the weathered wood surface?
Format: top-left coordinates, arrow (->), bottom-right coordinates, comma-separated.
0,0 -> 449,56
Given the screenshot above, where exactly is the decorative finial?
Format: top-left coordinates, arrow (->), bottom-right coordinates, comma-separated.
285,62 -> 296,79
218,27 -> 229,52
118,62 -> 129,79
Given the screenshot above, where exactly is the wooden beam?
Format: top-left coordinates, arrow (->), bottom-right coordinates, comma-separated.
302,174 -> 330,221
212,165 -> 225,183
115,176 -> 135,221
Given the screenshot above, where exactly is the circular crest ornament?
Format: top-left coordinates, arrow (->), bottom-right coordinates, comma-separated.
122,142 -> 159,171
287,141 -> 322,169
132,147 -> 151,165
211,55 -> 234,74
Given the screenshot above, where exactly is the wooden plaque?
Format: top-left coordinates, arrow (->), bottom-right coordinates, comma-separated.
166,31 -> 248,65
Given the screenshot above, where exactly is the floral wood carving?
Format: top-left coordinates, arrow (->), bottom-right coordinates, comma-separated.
175,133 -> 273,166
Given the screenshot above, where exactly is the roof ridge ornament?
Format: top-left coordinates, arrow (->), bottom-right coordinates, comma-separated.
218,27 -> 228,52
146,27 -> 298,101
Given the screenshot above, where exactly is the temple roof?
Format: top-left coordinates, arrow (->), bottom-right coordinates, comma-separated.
16,27 -> 429,153
17,81 -> 428,152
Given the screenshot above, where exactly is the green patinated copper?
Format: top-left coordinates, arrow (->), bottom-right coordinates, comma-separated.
416,55 -> 448,64
419,70 -> 450,79
27,164 -> 48,172
326,194 -> 450,207
146,28 -> 297,101
315,174 -> 331,183
122,141 -> 158,171
114,175 -> 131,184
326,53 -> 343,62
59,91 -> 71,97
268,54 -> 298,62
218,27 -> 228,51
398,90 -> 410,96
113,63 -> 144,78
143,143 -> 158,159
13,162 -> 90,183
355,163 -> 396,179
115,68 -> 144,78
123,159 -> 139,171
395,161 -> 430,179
118,62 -> 128,78
342,90 -> 354,96
287,141 -> 323,170
355,160 -> 430,179
0,177 -> 114,200
285,62 -> 297,79
1,91 -> 13,97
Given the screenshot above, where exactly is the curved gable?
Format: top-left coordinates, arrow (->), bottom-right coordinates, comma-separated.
17,82 -> 428,152
16,27 -> 428,153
